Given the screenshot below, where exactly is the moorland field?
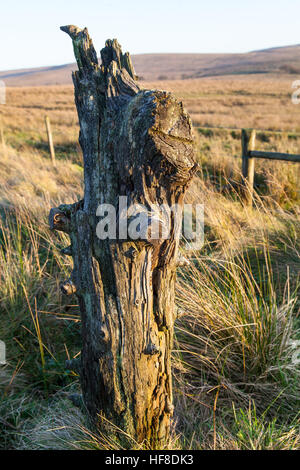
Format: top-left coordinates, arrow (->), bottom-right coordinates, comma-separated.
0,74 -> 299,449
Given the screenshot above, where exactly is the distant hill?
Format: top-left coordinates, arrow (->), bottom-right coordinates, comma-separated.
1,44 -> 300,86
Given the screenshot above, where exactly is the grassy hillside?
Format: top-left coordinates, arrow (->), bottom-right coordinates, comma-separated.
0,77 -> 299,449
1,44 -> 300,86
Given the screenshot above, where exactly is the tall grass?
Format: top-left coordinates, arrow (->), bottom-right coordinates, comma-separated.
0,78 -> 299,449
173,244 -> 299,448
176,248 -> 298,396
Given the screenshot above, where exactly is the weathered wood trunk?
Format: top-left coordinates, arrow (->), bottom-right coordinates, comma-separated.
50,25 -> 196,446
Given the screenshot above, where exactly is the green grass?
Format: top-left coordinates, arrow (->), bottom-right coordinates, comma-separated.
0,119 -> 299,449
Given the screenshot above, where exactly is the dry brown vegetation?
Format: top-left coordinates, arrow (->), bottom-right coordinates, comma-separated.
0,75 -> 299,450
2,77 -> 299,208
147,76 -> 300,131
3,74 -> 300,136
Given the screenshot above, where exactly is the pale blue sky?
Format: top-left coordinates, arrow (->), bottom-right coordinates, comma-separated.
1,0 -> 299,71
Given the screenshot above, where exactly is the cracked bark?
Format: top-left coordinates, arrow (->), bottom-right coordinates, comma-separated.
50,25 -> 197,446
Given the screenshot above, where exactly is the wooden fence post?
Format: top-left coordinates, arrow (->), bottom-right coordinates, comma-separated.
45,116 -> 56,167
242,129 -> 256,206
0,115 -> 7,159
0,116 -> 5,148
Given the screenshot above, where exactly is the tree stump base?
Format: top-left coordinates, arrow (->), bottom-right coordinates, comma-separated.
50,25 -> 197,446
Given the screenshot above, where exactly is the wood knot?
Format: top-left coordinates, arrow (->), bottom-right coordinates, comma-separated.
125,246 -> 139,259
60,279 -> 77,296
144,342 -> 160,355
49,208 -> 70,233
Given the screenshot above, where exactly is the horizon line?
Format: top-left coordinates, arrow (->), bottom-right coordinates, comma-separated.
1,42 -> 300,74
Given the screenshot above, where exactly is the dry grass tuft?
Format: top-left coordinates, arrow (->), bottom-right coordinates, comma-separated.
0,77 -> 299,449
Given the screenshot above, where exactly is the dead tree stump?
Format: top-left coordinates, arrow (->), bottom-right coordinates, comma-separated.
50,25 -> 197,446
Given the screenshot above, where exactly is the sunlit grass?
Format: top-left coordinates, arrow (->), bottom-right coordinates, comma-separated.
0,79 -> 299,449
